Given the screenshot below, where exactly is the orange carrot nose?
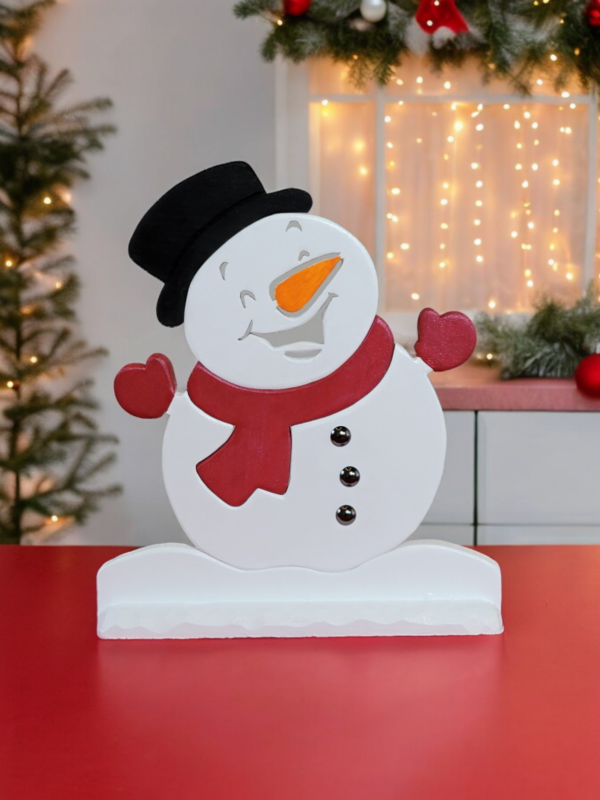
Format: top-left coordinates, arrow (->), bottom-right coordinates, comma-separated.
274,256 -> 342,314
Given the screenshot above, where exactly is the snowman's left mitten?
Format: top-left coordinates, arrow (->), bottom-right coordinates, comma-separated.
114,354 -> 176,418
414,308 -> 477,372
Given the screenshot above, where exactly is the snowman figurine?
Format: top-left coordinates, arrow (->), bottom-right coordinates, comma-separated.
99,162 -> 502,639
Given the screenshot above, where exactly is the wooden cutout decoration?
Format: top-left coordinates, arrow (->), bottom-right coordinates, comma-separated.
102,163 -> 502,637
274,255 -> 342,313
114,354 -> 176,418
414,308 -> 477,372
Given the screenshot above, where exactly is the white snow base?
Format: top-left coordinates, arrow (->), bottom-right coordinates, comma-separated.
97,541 -> 503,639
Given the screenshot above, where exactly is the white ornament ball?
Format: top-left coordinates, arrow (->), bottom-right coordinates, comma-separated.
359,0 -> 387,23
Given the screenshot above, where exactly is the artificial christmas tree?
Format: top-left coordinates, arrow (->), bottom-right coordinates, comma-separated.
0,0 -> 118,544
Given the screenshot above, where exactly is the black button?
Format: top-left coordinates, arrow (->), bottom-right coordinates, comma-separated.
331,426 -> 351,446
336,505 -> 356,525
340,466 -> 360,487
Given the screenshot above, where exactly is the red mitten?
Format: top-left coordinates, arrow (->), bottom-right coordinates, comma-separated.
415,308 -> 476,372
114,354 -> 176,418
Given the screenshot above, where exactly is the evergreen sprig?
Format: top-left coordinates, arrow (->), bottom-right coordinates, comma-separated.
475,285 -> 600,379
235,0 -> 600,93
0,0 -> 119,544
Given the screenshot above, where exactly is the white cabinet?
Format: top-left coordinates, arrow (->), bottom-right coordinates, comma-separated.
419,410 -> 600,544
478,412 -> 600,526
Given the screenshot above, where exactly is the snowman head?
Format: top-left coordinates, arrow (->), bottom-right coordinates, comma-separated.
183,213 -> 379,389
128,162 -> 378,389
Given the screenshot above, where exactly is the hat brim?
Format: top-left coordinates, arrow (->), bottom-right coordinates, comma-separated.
156,187 -> 312,327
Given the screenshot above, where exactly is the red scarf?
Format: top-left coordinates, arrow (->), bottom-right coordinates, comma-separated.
187,317 -> 395,507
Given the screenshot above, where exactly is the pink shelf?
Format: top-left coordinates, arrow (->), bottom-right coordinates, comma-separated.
430,363 -> 600,412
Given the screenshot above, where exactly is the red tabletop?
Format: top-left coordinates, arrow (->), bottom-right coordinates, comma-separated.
2,545 -> 600,799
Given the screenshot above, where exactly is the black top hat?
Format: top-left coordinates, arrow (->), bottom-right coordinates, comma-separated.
129,161 -> 313,327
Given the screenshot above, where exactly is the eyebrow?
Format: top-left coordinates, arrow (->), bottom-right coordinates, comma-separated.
240,290 -> 256,308
286,220 -> 302,232
219,262 -> 227,280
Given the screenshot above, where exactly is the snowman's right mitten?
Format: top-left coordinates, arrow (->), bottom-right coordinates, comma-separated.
114,354 -> 176,418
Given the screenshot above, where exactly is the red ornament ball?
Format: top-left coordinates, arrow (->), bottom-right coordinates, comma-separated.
575,354 -> 600,397
284,0 -> 311,15
586,0 -> 600,27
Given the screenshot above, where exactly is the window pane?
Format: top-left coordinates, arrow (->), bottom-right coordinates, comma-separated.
384,99 -> 589,313
309,100 -> 376,258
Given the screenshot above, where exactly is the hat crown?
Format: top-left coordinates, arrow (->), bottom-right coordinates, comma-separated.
128,161 -> 265,281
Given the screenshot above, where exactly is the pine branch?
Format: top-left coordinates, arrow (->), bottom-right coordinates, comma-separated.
475,284 -> 600,379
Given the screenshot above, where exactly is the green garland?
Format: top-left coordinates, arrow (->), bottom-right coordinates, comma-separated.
234,1 -> 600,92
475,286 -> 600,379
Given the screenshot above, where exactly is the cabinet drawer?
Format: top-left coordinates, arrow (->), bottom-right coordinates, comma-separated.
424,412 -> 475,524
478,412 -> 600,525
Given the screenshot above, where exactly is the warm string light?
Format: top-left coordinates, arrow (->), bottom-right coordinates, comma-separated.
436,102 -> 457,277
385,103 -> 401,286
384,100 -> 419,298
516,106 -> 533,298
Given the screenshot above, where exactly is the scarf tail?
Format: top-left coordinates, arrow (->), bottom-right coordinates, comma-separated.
197,424 -> 292,507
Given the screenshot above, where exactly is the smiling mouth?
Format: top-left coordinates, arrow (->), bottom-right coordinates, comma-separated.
238,292 -> 337,358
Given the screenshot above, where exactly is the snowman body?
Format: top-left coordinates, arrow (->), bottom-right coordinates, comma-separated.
163,344 -> 445,571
